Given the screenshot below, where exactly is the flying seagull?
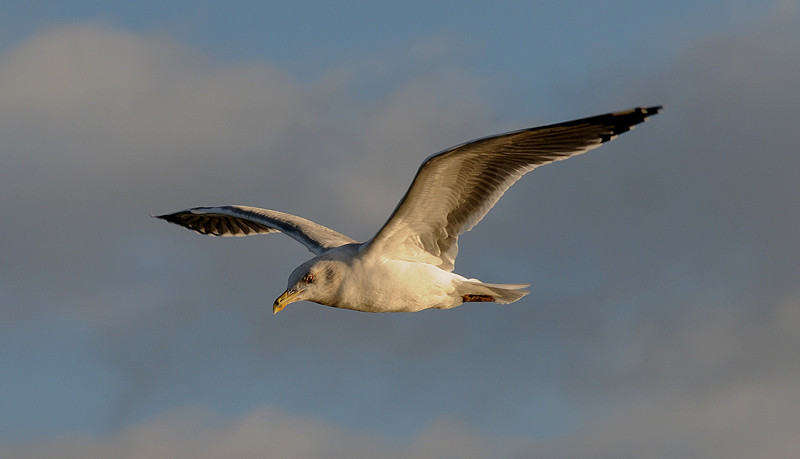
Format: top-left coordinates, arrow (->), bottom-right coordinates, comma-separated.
157,106 -> 661,314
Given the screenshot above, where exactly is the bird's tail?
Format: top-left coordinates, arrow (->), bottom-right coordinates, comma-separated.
457,280 -> 530,304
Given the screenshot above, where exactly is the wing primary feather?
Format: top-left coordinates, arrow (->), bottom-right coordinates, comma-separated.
155,205 -> 357,255
365,106 -> 662,270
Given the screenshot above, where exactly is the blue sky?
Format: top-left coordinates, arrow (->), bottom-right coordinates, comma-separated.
2,1 -> 800,457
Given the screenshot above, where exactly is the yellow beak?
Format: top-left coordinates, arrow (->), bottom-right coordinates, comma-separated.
273,289 -> 300,314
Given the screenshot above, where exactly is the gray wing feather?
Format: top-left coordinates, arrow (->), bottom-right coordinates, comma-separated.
366,106 -> 662,270
155,205 -> 357,255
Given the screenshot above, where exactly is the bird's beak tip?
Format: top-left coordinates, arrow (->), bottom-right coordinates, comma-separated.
272,289 -> 297,315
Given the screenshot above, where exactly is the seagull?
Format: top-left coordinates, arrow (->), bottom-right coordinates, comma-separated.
157,106 -> 661,314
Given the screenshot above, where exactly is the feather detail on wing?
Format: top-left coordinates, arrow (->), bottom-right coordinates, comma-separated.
364,106 -> 662,270
155,205 -> 356,255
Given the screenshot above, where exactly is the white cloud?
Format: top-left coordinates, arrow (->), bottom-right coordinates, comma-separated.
3,407 -> 492,459
523,380 -> 800,459
0,24 -> 303,157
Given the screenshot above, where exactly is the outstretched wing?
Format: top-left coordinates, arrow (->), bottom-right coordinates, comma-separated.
155,205 -> 357,255
365,106 -> 662,270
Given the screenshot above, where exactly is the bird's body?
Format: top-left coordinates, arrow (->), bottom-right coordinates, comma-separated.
322,245 -> 458,313
272,243 -> 526,313
157,106 -> 661,314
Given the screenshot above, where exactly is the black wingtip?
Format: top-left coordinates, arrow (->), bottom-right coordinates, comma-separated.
619,105 -> 663,121
597,105 -> 663,142
153,212 -> 183,225
641,105 -> 663,117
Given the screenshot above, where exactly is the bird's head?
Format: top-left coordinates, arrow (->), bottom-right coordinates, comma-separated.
273,257 -> 343,314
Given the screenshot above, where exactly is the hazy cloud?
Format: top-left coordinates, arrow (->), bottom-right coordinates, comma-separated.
2,407 -> 494,459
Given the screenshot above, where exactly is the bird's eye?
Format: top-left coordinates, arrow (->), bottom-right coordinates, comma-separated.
302,274 -> 315,284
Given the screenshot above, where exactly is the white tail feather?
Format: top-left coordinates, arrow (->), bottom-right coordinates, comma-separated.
458,281 -> 530,304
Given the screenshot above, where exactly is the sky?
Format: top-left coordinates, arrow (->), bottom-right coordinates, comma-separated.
1,1 -> 799,457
